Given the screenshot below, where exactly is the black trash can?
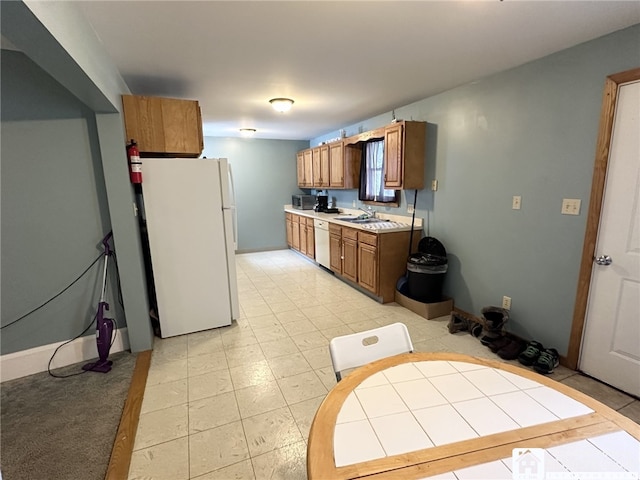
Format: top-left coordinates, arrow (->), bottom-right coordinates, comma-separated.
406,237 -> 448,303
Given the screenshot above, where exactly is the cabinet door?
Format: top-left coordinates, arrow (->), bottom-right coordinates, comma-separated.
329,232 -> 342,274
306,222 -> 315,259
122,95 -> 203,157
299,221 -> 308,255
292,216 -> 300,250
358,243 -> 378,294
296,152 -> 306,187
329,141 -> 344,188
342,235 -> 358,283
384,123 -> 403,188
303,150 -> 313,187
286,216 -> 293,247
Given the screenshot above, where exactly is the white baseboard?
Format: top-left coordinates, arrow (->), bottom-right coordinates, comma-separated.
1,327 -> 129,383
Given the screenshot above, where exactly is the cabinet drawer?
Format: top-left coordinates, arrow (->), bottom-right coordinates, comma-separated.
329,224 -> 342,235
358,231 -> 378,247
343,227 -> 358,241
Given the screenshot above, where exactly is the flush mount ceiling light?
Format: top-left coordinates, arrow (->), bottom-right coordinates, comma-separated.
269,98 -> 294,113
239,128 -> 256,136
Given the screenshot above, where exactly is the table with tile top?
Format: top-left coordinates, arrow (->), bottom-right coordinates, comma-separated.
307,352 -> 640,480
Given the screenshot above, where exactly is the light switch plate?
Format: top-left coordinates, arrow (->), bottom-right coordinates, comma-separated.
512,196 -> 521,210
562,198 -> 581,215
431,180 -> 438,191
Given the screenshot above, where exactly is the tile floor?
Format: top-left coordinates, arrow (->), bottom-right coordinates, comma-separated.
127,249 -> 640,480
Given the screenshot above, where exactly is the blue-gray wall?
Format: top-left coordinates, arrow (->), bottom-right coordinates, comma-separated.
1,50 -> 126,354
202,137 -> 309,252
311,25 -> 640,356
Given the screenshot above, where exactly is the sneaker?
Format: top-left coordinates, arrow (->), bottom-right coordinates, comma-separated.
533,348 -> 559,374
518,341 -> 544,366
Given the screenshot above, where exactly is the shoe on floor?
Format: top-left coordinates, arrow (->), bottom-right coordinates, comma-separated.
488,336 -> 511,353
448,313 -> 470,334
533,348 -> 559,374
518,340 -> 544,366
497,338 -> 527,360
480,332 -> 501,346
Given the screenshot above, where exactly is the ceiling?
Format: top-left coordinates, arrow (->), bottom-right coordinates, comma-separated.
75,1 -> 640,141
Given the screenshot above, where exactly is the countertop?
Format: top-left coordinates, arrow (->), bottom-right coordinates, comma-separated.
284,205 -> 423,234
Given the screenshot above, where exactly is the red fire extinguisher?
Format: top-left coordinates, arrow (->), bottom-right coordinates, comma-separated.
126,139 -> 142,184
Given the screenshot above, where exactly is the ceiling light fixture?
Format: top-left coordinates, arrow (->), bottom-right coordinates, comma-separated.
269,98 -> 294,113
239,128 -> 256,136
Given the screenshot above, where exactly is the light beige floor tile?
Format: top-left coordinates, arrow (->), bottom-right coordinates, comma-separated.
141,378 -> 188,414
278,370 -> 328,405
242,406 -> 303,457
146,357 -> 188,386
188,369 -> 234,402
316,366 -> 339,390
246,313 -> 281,330
309,314 -> 346,330
225,343 -> 267,368
128,436 -> 189,480
220,329 -> 259,350
275,309 -> 308,324
267,300 -> 298,313
344,318 -> 385,331
189,391 -> 241,434
187,350 -> 229,377
229,359 -> 275,389
242,304 -> 274,317
301,345 -> 332,370
250,440 -> 308,480
134,404 -> 188,450
189,421 -> 250,477
235,380 -> 288,418
267,352 -> 313,379
191,459 -> 256,479
319,324 -> 355,341
560,373 -> 636,410
289,395 -> 326,440
292,296 -> 323,308
252,324 -> 291,344
291,330 -> 329,351
187,329 -> 223,357
299,305 -> 333,319
281,318 -> 318,337
259,337 -> 300,359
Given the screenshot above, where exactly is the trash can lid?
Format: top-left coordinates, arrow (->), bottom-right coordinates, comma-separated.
418,236 -> 447,257
408,252 -> 448,266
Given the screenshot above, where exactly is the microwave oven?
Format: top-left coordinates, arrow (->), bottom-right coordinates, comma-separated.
292,194 -> 316,210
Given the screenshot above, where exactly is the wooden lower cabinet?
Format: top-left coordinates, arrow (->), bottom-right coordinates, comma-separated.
341,228 -> 358,283
329,224 -> 343,274
287,213 -> 314,259
358,232 -> 378,294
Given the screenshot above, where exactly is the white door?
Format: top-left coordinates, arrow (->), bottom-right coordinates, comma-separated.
580,80 -> 640,396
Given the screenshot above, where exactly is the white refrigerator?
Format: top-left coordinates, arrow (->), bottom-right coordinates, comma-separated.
141,157 -> 239,338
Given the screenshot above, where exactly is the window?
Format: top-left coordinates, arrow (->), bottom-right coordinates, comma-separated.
358,139 -> 398,204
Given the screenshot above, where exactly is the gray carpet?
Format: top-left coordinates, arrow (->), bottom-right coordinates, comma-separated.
1,350 -> 137,480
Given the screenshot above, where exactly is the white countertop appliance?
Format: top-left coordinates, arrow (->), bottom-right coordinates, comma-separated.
141,157 -> 239,337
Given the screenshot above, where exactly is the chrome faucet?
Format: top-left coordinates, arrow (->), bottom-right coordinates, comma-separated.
359,206 -> 376,218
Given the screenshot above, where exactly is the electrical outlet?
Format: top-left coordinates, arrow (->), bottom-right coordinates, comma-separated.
512,196 -> 521,210
352,200 -> 356,208
561,198 -> 581,215
431,179 -> 438,191
407,205 -> 415,214
502,296 -> 512,310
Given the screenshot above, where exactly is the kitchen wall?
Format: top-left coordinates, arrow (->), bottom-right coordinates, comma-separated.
1,50 -> 125,355
311,24 -> 640,356
202,137 -> 309,252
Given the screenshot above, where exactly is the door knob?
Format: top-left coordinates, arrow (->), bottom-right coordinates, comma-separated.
594,255 -> 613,266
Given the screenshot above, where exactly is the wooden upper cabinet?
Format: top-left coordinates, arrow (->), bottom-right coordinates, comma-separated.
122,95 -> 203,157
328,141 -> 344,188
312,146 -> 329,188
384,120 -> 426,190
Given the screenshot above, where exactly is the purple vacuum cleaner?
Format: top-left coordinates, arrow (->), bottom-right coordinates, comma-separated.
83,232 -> 116,373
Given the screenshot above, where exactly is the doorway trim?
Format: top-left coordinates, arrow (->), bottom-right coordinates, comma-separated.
567,66 -> 640,370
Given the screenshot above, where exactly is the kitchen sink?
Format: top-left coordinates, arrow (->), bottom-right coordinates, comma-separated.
334,216 -> 388,224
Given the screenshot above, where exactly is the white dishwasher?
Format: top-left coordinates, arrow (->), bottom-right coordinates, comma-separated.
313,219 -> 330,268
